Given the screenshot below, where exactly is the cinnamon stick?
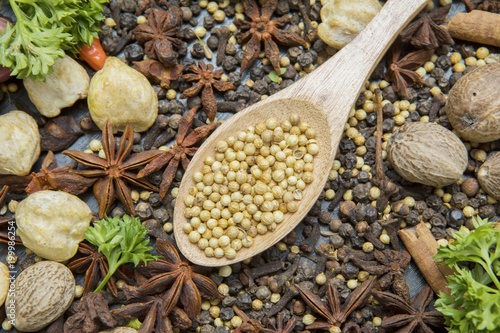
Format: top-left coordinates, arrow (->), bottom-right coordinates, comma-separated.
447,10 -> 500,48
398,223 -> 451,295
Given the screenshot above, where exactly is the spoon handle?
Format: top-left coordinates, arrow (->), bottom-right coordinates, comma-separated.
280,0 -> 429,123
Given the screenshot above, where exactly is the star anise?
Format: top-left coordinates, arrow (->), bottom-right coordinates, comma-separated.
235,0 -> 308,74
138,106 -> 218,199
112,285 -> 192,333
296,276 -> 376,331
400,4 -> 454,49
373,285 -> 445,333
232,305 -> 271,333
67,242 -> 131,297
180,61 -> 236,121
135,239 -> 222,319
384,44 -> 434,99
0,151 -> 96,196
134,7 -> 184,66
64,292 -> 117,333
463,0 -> 500,13
350,249 -> 411,302
133,59 -> 184,90
63,120 -> 163,218
264,312 -> 297,333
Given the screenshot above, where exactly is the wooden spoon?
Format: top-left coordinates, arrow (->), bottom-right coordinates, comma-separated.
174,0 -> 430,266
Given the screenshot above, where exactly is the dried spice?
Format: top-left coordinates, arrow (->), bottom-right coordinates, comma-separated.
135,239 -> 222,319
232,305 -> 270,333
134,7 -> 184,66
64,292 -> 117,333
0,151 -> 96,195
374,285 -> 445,332
63,120 -> 163,218
384,44 -> 434,99
113,285 -> 192,333
350,249 -> 411,301
235,0 -> 308,74
40,116 -> 84,152
138,106 -> 218,199
67,242 -> 131,297
0,217 -> 22,244
265,312 -> 297,333
0,186 -> 7,208
133,59 -> 184,89
298,0 -> 318,43
400,4 -> 454,49
180,61 -> 236,121
216,27 -> 231,66
463,0 -> 500,13
296,276 -> 376,331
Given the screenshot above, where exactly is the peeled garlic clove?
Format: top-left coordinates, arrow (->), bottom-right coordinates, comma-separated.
15,190 -> 92,262
88,57 -> 158,133
0,111 -> 40,176
318,0 -> 381,49
23,56 -> 90,118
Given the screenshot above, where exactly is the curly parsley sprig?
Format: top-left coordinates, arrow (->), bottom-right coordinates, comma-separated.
85,215 -> 161,293
0,0 -> 108,81
435,216 -> 500,333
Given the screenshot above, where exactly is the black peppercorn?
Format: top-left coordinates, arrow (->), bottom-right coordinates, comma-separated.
339,223 -> 354,237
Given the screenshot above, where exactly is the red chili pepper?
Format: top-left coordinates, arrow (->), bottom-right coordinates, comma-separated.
78,38 -> 107,71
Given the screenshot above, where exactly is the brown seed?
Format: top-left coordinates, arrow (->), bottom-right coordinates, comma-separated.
461,177 -> 479,197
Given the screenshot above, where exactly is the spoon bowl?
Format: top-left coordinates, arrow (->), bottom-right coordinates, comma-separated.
174,0 -> 430,266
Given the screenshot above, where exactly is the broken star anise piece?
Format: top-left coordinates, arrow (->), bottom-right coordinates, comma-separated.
384,44 -> 434,99
0,217 -> 21,244
67,242 -> 131,297
351,249 -> 411,302
112,285 -> 192,333
400,4 -> 454,49
134,7 -> 184,66
138,106 -> 218,199
63,120 -> 163,218
374,284 -> 445,333
232,305 -> 274,333
40,116 -> 84,153
133,59 -> 184,90
0,151 -> 96,196
64,292 -> 117,333
463,0 -> 500,13
235,0 -> 308,74
135,239 -> 222,319
180,61 -> 236,121
296,276 -> 376,331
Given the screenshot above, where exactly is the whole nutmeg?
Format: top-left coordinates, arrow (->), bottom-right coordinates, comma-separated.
7,261 -> 75,332
387,122 -> 467,188
445,62 -> 500,142
478,152 -> 500,199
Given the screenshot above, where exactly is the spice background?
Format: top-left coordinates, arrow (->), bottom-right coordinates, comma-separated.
0,0 -> 498,332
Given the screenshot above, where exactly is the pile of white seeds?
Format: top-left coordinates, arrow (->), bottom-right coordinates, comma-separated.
182,114 -> 319,259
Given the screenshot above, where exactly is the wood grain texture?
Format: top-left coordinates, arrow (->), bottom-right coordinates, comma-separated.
174,0 -> 430,266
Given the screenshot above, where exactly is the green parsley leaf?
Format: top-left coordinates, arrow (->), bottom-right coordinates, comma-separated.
85,215 -> 161,293
435,216 -> 500,333
0,0 -> 108,81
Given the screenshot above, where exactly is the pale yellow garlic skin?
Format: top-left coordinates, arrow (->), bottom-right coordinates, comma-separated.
88,57 -> 158,133
23,56 -> 90,118
16,190 -> 92,262
318,0 -> 381,49
100,328 -> 139,333
0,263 -> 9,307
0,111 -> 40,176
